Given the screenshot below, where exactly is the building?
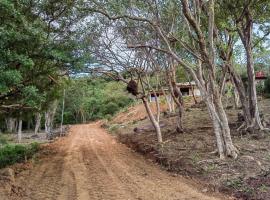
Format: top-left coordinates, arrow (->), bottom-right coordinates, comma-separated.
176,81 -> 201,96
148,81 -> 201,102
255,71 -> 267,85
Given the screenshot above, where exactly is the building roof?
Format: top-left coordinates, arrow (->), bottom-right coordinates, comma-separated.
176,81 -> 196,88
255,71 -> 267,80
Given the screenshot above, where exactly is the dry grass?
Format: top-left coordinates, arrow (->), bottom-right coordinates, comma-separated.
113,97 -> 270,200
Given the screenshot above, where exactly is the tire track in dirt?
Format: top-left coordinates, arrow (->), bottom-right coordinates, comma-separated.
6,122 -> 227,200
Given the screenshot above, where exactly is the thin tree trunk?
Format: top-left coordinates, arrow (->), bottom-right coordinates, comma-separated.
171,96 -> 175,112
246,44 -> 263,129
27,120 -> 31,130
214,97 -> 238,158
60,89 -> 65,136
188,79 -> 198,104
236,8 -> 264,130
206,102 -> 225,159
227,63 -> 252,125
166,65 -> 184,133
142,97 -> 162,143
18,119 -> 22,143
6,118 -> 16,133
168,79 -> 184,132
162,87 -> 173,113
45,100 -> 58,138
14,120 -> 18,134
204,92 -> 238,159
34,113 -> 41,135
45,112 -> 50,134
233,87 -> 240,109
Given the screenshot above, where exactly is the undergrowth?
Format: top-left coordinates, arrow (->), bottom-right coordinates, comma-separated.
0,142 -> 40,168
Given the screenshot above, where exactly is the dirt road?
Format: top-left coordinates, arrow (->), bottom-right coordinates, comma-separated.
6,123 -> 226,200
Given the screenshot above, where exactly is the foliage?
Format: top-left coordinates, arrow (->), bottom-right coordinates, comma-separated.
55,77 -> 134,124
0,0 -> 92,130
264,77 -> 270,95
256,82 -> 265,95
0,142 -> 40,168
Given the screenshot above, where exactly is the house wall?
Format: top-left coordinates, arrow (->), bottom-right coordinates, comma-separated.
193,88 -> 201,96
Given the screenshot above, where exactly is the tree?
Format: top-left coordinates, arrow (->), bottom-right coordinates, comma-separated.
83,0 -> 239,158
0,0 -> 92,133
216,0 -> 270,131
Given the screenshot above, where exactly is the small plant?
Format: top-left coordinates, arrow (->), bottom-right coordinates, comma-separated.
259,184 -> 268,193
265,153 -> 270,161
104,114 -> 112,121
225,178 -> 243,190
108,124 -> 120,134
225,178 -> 255,197
190,152 -> 200,165
203,163 -> 216,174
122,107 -> 129,113
242,186 -> 254,196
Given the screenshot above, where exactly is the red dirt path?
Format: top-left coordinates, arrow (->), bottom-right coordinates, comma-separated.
2,122 -> 226,200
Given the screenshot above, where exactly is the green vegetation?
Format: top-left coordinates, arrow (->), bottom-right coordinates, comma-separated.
0,142 -> 40,168
0,0 -> 90,131
264,77 -> 270,97
55,78 -> 134,124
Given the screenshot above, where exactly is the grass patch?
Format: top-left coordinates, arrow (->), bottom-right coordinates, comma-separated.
108,124 -> 122,134
225,178 -> 243,190
0,142 -> 40,168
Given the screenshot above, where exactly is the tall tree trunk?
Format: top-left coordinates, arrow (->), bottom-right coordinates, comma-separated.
233,87 -> 240,109
166,66 -> 184,133
236,8 -> 264,130
27,120 -> 31,130
173,83 -> 184,133
34,113 -> 41,135
226,63 -> 252,126
141,97 -> 162,143
187,60 -> 238,158
60,89 -> 65,136
6,118 -> 16,133
168,78 -> 184,133
245,44 -> 263,129
171,97 -> 175,112
45,112 -> 50,134
214,97 -> 238,158
162,87 -> 173,113
18,119 -> 22,143
203,90 -> 238,159
188,78 -> 198,104
45,100 -> 58,138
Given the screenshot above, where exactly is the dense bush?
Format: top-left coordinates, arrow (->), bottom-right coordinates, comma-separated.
102,102 -> 119,115
0,143 -> 40,168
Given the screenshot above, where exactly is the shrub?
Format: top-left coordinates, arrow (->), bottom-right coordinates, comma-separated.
104,114 -> 112,121
256,83 -> 264,95
0,142 -> 40,168
102,102 -> 119,115
117,96 -> 134,107
108,124 -> 121,134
